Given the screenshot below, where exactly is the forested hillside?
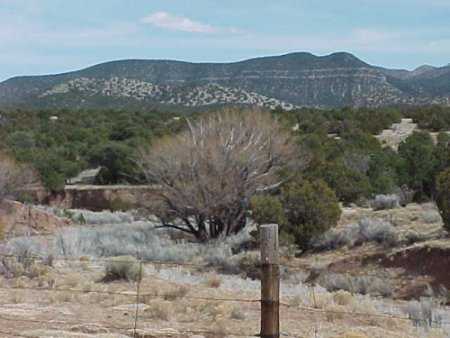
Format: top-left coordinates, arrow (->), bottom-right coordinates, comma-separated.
0,105 -> 449,206
1,52 -> 450,110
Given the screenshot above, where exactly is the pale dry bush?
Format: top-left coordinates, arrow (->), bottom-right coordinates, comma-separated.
230,306 -> 246,320
403,298 -> 443,328
138,109 -> 300,241
313,217 -> 398,250
333,290 -> 354,306
0,153 -> 36,202
310,290 -> 334,309
289,295 -> 305,308
50,221 -> 251,265
319,273 -> 393,297
358,218 -> 398,247
0,256 -> 48,279
350,299 -> 378,324
62,209 -> 134,225
7,216 -> 253,276
102,256 -> 142,282
370,194 -> 401,211
325,303 -> 346,322
144,301 -> 170,321
421,210 -> 442,224
196,302 -> 229,322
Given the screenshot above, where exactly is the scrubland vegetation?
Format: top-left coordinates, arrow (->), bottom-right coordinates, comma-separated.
0,104 -> 449,336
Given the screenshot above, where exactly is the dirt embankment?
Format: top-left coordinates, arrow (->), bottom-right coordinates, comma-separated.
0,200 -> 71,237
379,243 -> 450,291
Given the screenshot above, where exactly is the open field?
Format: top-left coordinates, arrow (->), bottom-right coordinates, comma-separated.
0,201 -> 449,337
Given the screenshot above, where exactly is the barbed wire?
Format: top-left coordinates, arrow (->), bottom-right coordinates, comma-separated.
0,252 -> 212,269
0,284 -> 262,305
1,252 -> 450,337
1,283 -> 448,326
0,313 -> 130,332
0,252 -> 417,278
0,314 -> 259,337
280,301 -> 450,326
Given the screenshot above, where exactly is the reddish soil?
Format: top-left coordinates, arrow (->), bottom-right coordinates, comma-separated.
379,246 -> 450,290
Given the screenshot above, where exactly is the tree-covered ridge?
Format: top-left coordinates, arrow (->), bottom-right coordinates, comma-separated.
1,52 -> 450,110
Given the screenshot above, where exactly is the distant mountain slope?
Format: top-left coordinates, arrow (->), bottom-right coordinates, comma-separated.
1,52 -> 449,110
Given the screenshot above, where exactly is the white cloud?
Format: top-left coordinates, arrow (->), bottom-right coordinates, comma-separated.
141,11 -> 241,34
142,11 -> 215,33
351,28 -> 397,45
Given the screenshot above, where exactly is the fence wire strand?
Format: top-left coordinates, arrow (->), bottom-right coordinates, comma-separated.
1,252 -> 450,337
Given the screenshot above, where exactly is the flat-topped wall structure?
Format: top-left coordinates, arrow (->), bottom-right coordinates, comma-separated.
26,184 -> 160,211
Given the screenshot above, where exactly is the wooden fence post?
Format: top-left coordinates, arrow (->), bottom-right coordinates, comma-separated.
260,224 -> 280,338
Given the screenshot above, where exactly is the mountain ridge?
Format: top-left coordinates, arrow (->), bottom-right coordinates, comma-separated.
1,52 -> 449,110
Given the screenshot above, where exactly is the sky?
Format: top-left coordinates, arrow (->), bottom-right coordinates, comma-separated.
1,0 -> 450,81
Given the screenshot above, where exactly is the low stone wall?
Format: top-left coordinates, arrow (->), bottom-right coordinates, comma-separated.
26,185 -> 160,211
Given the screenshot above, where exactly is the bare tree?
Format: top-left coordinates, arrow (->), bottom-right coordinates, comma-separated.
0,153 -> 35,203
138,110 -> 300,241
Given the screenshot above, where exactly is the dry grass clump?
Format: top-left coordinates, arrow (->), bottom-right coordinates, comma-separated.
333,333 -> 369,338
205,273 -> 222,288
102,256 -> 142,282
162,285 -> 189,301
421,210 -> 442,224
27,262 -> 49,279
350,298 -> 384,327
49,291 -> 73,303
333,290 -> 354,306
197,302 -> 221,319
204,319 -> 228,338
61,273 -> 82,288
313,217 -> 398,251
0,222 -> 5,241
318,273 -> 393,297
144,301 -> 170,321
403,298 -> 442,328
0,256 -> 49,279
8,291 -> 25,304
310,290 -> 333,309
325,304 -> 346,322
425,329 -> 447,338
289,295 -> 306,308
230,306 -> 246,320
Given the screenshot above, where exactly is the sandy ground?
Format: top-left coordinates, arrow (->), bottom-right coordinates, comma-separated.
0,255 -> 449,338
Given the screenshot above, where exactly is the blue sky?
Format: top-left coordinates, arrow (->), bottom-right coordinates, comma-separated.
1,0 -> 450,81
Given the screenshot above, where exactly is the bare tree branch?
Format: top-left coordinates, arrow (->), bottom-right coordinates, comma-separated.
137,109 -> 301,241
